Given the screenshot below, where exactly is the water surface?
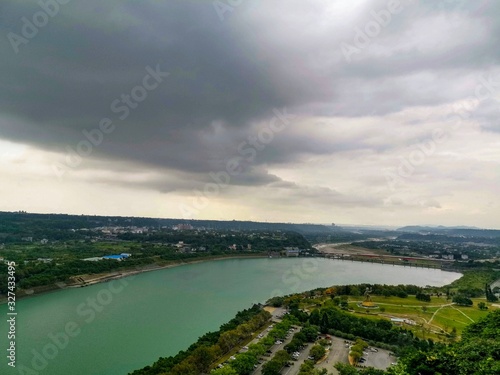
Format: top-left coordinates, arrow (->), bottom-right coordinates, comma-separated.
0,258 -> 461,375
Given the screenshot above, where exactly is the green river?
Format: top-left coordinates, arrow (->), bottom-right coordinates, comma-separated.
0,258 -> 461,375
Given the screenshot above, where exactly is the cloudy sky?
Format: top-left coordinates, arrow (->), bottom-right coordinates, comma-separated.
1,0 -> 499,228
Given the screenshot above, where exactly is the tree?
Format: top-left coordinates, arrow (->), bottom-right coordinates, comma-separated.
285,338 -> 304,353
485,284 -> 498,302
231,353 -> 257,375
273,350 -> 291,363
334,363 -> 358,375
302,325 -> 319,342
191,345 -> 216,373
309,345 -> 326,361
478,301 -> 488,310
350,347 -> 362,363
218,330 -> 240,353
376,319 -> 392,331
211,366 -> 239,375
169,361 -> 198,375
262,359 -> 282,375
355,338 -> 368,349
452,295 -> 473,306
416,292 -> 431,302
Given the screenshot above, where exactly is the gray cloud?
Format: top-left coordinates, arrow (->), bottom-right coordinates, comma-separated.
0,0 -> 499,225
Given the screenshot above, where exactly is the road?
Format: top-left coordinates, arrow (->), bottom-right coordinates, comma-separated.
281,342 -> 311,375
315,337 -> 349,375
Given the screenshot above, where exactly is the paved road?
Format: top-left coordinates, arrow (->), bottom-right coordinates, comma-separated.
316,337 -> 349,375
281,342 -> 311,375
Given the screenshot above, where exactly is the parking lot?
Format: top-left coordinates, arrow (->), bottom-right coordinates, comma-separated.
236,310 -> 395,375
250,325 -> 302,375
309,337 -> 395,374
359,347 -> 394,370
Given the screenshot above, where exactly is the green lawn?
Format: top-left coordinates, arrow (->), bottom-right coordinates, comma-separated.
337,295 -> 498,341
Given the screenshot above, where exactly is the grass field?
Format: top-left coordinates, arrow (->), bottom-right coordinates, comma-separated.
306,293 -> 497,342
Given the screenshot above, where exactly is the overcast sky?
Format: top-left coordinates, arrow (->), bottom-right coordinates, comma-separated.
1,0 -> 499,228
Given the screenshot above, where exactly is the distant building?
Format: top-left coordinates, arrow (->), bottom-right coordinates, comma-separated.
103,253 -> 131,261
37,258 -> 53,263
286,249 -> 300,257
173,224 -> 194,230
390,318 -> 403,326
179,246 -> 192,253
461,254 -> 469,260
40,239 -> 49,245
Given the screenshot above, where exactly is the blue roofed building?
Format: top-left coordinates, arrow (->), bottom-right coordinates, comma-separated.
103,253 -> 131,261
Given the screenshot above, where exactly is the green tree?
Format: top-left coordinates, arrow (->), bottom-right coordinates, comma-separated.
334,363 -> 358,375
218,330 -> 240,353
309,345 -> 326,361
191,346 -> 216,373
211,366 -> 239,375
262,360 -> 282,375
478,301 -> 488,310
231,353 -> 257,375
350,347 -> 363,363
302,325 -> 319,342
452,295 -> 473,306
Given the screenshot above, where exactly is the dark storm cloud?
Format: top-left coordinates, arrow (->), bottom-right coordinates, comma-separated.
0,0 -> 289,173
0,0 -> 499,192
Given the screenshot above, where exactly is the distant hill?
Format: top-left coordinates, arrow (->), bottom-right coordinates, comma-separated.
397,225 -> 500,238
0,211 -> 342,242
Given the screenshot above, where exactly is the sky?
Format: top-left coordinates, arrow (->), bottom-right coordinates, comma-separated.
0,0 -> 499,228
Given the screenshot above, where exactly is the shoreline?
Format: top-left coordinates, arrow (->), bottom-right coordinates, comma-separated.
0,254 -> 269,303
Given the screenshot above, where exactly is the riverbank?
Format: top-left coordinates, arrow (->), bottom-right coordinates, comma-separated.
0,254 -> 269,303
315,242 -> 457,270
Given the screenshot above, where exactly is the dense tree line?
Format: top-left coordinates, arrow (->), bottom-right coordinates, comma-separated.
210,317 -> 298,375
309,307 -> 432,353
119,230 -> 312,251
129,305 -> 270,375
0,211 -> 337,243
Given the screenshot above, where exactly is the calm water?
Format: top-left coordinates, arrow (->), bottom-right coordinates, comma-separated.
0,258 -> 461,375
